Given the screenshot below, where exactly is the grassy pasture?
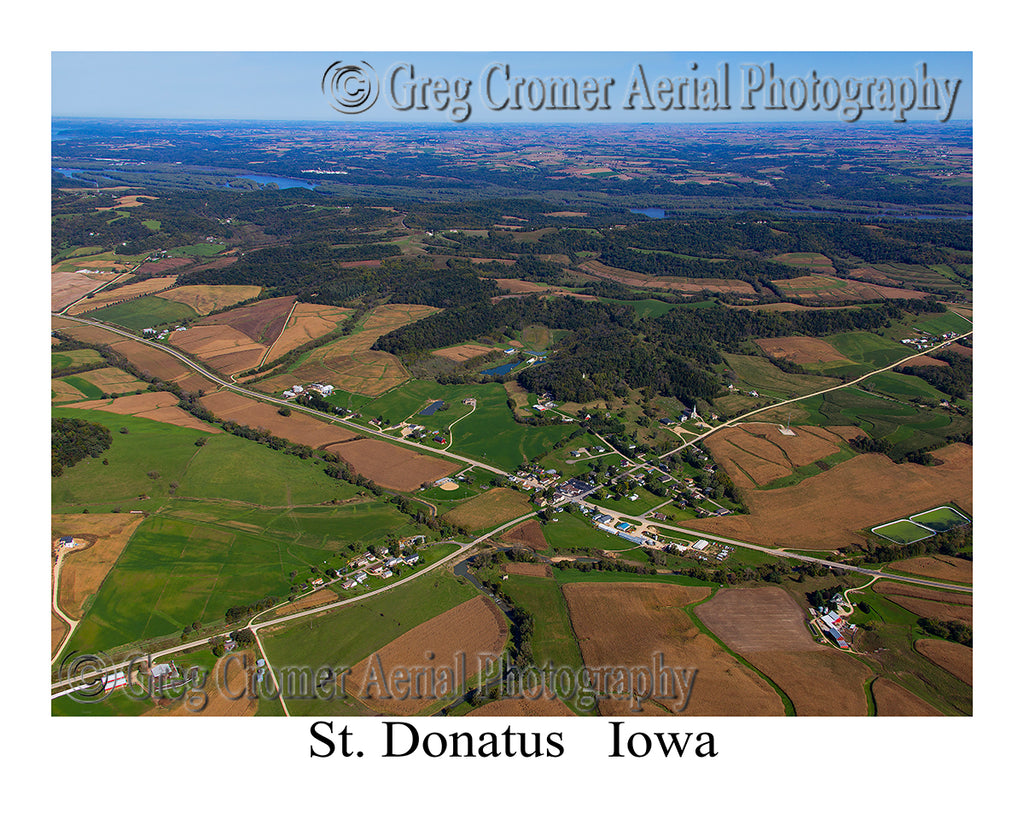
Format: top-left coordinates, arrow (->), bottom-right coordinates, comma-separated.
52,349 -> 103,371
827,332 -> 910,368
722,353 -> 839,399
59,375 -> 105,399
168,243 -> 226,257
83,295 -> 198,331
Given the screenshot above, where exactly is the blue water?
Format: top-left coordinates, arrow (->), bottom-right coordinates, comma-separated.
481,361 -> 518,377
419,400 -> 445,416
630,207 -> 666,219
53,167 -> 118,183
233,174 -> 317,190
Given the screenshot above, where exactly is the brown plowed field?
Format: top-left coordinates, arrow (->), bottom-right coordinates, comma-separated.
171,325 -> 267,375
902,355 -> 949,367
145,652 -> 258,717
433,343 -> 499,362
64,367 -> 150,395
68,276 -> 179,315
754,336 -> 852,365
945,343 -> 973,358
275,588 -> 340,616
200,391 -> 359,448
73,391 -> 221,433
327,438 -> 456,491
52,514 -> 145,619
52,270 -> 121,311
346,596 -> 508,716
255,304 -> 437,397
136,257 -> 194,276
562,582 -> 784,716
873,582 -> 973,607
746,649 -> 870,715
96,194 -> 155,210
887,555 -> 972,585
686,443 -> 972,550
872,678 -> 942,715
704,424 -> 843,489
468,692 -> 575,716
883,594 -> 972,625
916,639 -> 972,685
262,302 -> 353,362
196,295 -> 296,344
161,285 -> 262,315
51,379 -> 87,402
579,260 -> 756,294
695,587 -> 818,653
443,488 -> 533,532
504,562 -> 553,578
501,519 -> 549,550
774,275 -> 931,303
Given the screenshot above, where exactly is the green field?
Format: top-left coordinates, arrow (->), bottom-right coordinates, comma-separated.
83,295 -> 198,331
909,312 -> 973,335
52,349 -> 103,371
722,353 -> 839,399
910,505 -> 971,532
539,510 -> 639,552
871,519 -> 935,544
59,375 -> 105,399
863,371 -> 948,401
260,570 -> 478,716
169,242 -> 226,257
827,331 -> 910,368
597,297 -> 679,318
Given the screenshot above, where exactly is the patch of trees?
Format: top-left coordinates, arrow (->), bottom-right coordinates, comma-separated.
897,351 -> 972,400
807,586 -> 845,609
918,617 -> 972,646
52,417 -> 113,477
225,597 -> 278,625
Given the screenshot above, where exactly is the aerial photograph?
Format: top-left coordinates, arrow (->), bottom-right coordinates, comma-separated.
49,51 -> 973,722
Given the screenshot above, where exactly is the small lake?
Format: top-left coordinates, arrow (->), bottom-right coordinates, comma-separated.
232,174 -> 317,190
481,361 -> 518,377
419,400 -> 445,416
53,167 -> 118,183
630,207 -> 666,219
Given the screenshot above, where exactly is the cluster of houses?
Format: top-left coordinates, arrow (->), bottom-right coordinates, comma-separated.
339,543 -> 424,590
811,594 -> 856,650
507,464 -> 563,491
281,383 -> 335,400
143,326 -> 187,339
901,330 -> 957,351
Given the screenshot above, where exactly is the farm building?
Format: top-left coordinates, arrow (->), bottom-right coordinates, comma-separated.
57,536 -> 75,548
826,627 -> 850,650
692,539 -> 710,551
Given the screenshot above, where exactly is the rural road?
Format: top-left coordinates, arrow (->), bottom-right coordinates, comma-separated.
51,548 -> 80,662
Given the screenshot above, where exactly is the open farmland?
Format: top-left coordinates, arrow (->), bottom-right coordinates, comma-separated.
695,587 -> 818,653
686,443 -> 972,550
916,639 -> 972,685
160,284 -> 262,315
433,342 -> 501,362
52,367 -> 151,401
887,555 -> 973,584
254,304 -> 437,397
327,437 -> 457,492
722,353 -> 840,398
773,275 -> 931,303
345,596 -> 508,715
80,295 -> 199,331
262,302 -> 353,363
145,651 -> 259,717
52,269 -> 122,311
754,336 -> 853,366
442,488 -> 533,532
171,324 -> 267,374
562,582 -> 784,716
199,390 -> 360,448
579,259 -> 757,294
468,693 -> 575,716
195,295 -> 295,344
504,562 -> 552,578
67,276 -> 179,315
771,252 -> 836,273
72,391 -> 220,433
872,678 -> 943,716
500,519 -> 549,550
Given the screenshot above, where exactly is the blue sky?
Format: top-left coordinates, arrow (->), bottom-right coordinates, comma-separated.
52,51 -> 971,124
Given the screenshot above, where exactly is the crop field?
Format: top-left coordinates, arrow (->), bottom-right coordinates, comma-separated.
195,295 -> 295,344
73,391 -> 220,432
146,651 -> 260,717
827,331 -> 912,367
52,269 -> 123,311
687,442 -> 972,550
171,324 -> 266,374
500,519 -> 549,550
199,390 -> 359,448
773,275 -> 930,303
695,588 -> 819,654
872,678 -> 942,716
504,562 -> 552,577
871,519 -> 936,544
261,571 -> 477,717
160,284 -> 263,316
468,693 -> 575,716
345,596 -> 508,715
888,555 -> 972,584
721,353 -> 840,398
52,249 -> 146,274
81,295 -> 199,331
169,242 -> 227,256
704,424 -> 848,489
442,488 -> 533,533
916,639 -> 972,685
327,438 -> 457,492
433,342 -> 500,362
58,366 -> 150,398
877,584 -> 972,625
753,336 -> 853,366
51,377 -> 92,402
771,252 -> 836,273
135,257 -> 194,276
66,276 -> 180,315
262,302 -> 353,363
255,304 -> 436,397
579,259 -> 757,294
562,582 -> 784,715
52,349 -> 104,370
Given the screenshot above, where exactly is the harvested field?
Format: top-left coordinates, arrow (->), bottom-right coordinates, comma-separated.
754,336 -> 852,366
504,562 -> 553,578
743,649 -> 870,716
52,270 -> 121,311
468,692 -> 574,716
146,651 -> 258,717
136,257 -> 194,276
327,438 -> 456,491
65,366 -> 150,395
161,284 -> 262,316
945,343 -> 973,358
887,555 -> 973,585
774,275 -> 931,303
501,519 -> 549,550
771,252 -> 836,273
200,391 -> 359,448
695,587 -> 818,653
562,582 -> 784,716
346,596 -> 508,715
704,423 -> 843,489
262,302 -> 353,363
67,276 -> 179,315
95,194 -> 155,210
882,594 -> 972,625
872,678 -> 942,716
51,378 -> 87,403
255,304 -> 437,397
433,343 -> 499,362
579,260 -> 756,294
443,488 -> 533,532
902,355 -> 949,367
275,588 -> 340,617
196,295 -> 296,344
171,324 -> 266,375
687,443 -> 972,550
52,513 -> 145,619
73,391 -> 220,433
916,639 -> 972,685
873,582 -> 972,607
